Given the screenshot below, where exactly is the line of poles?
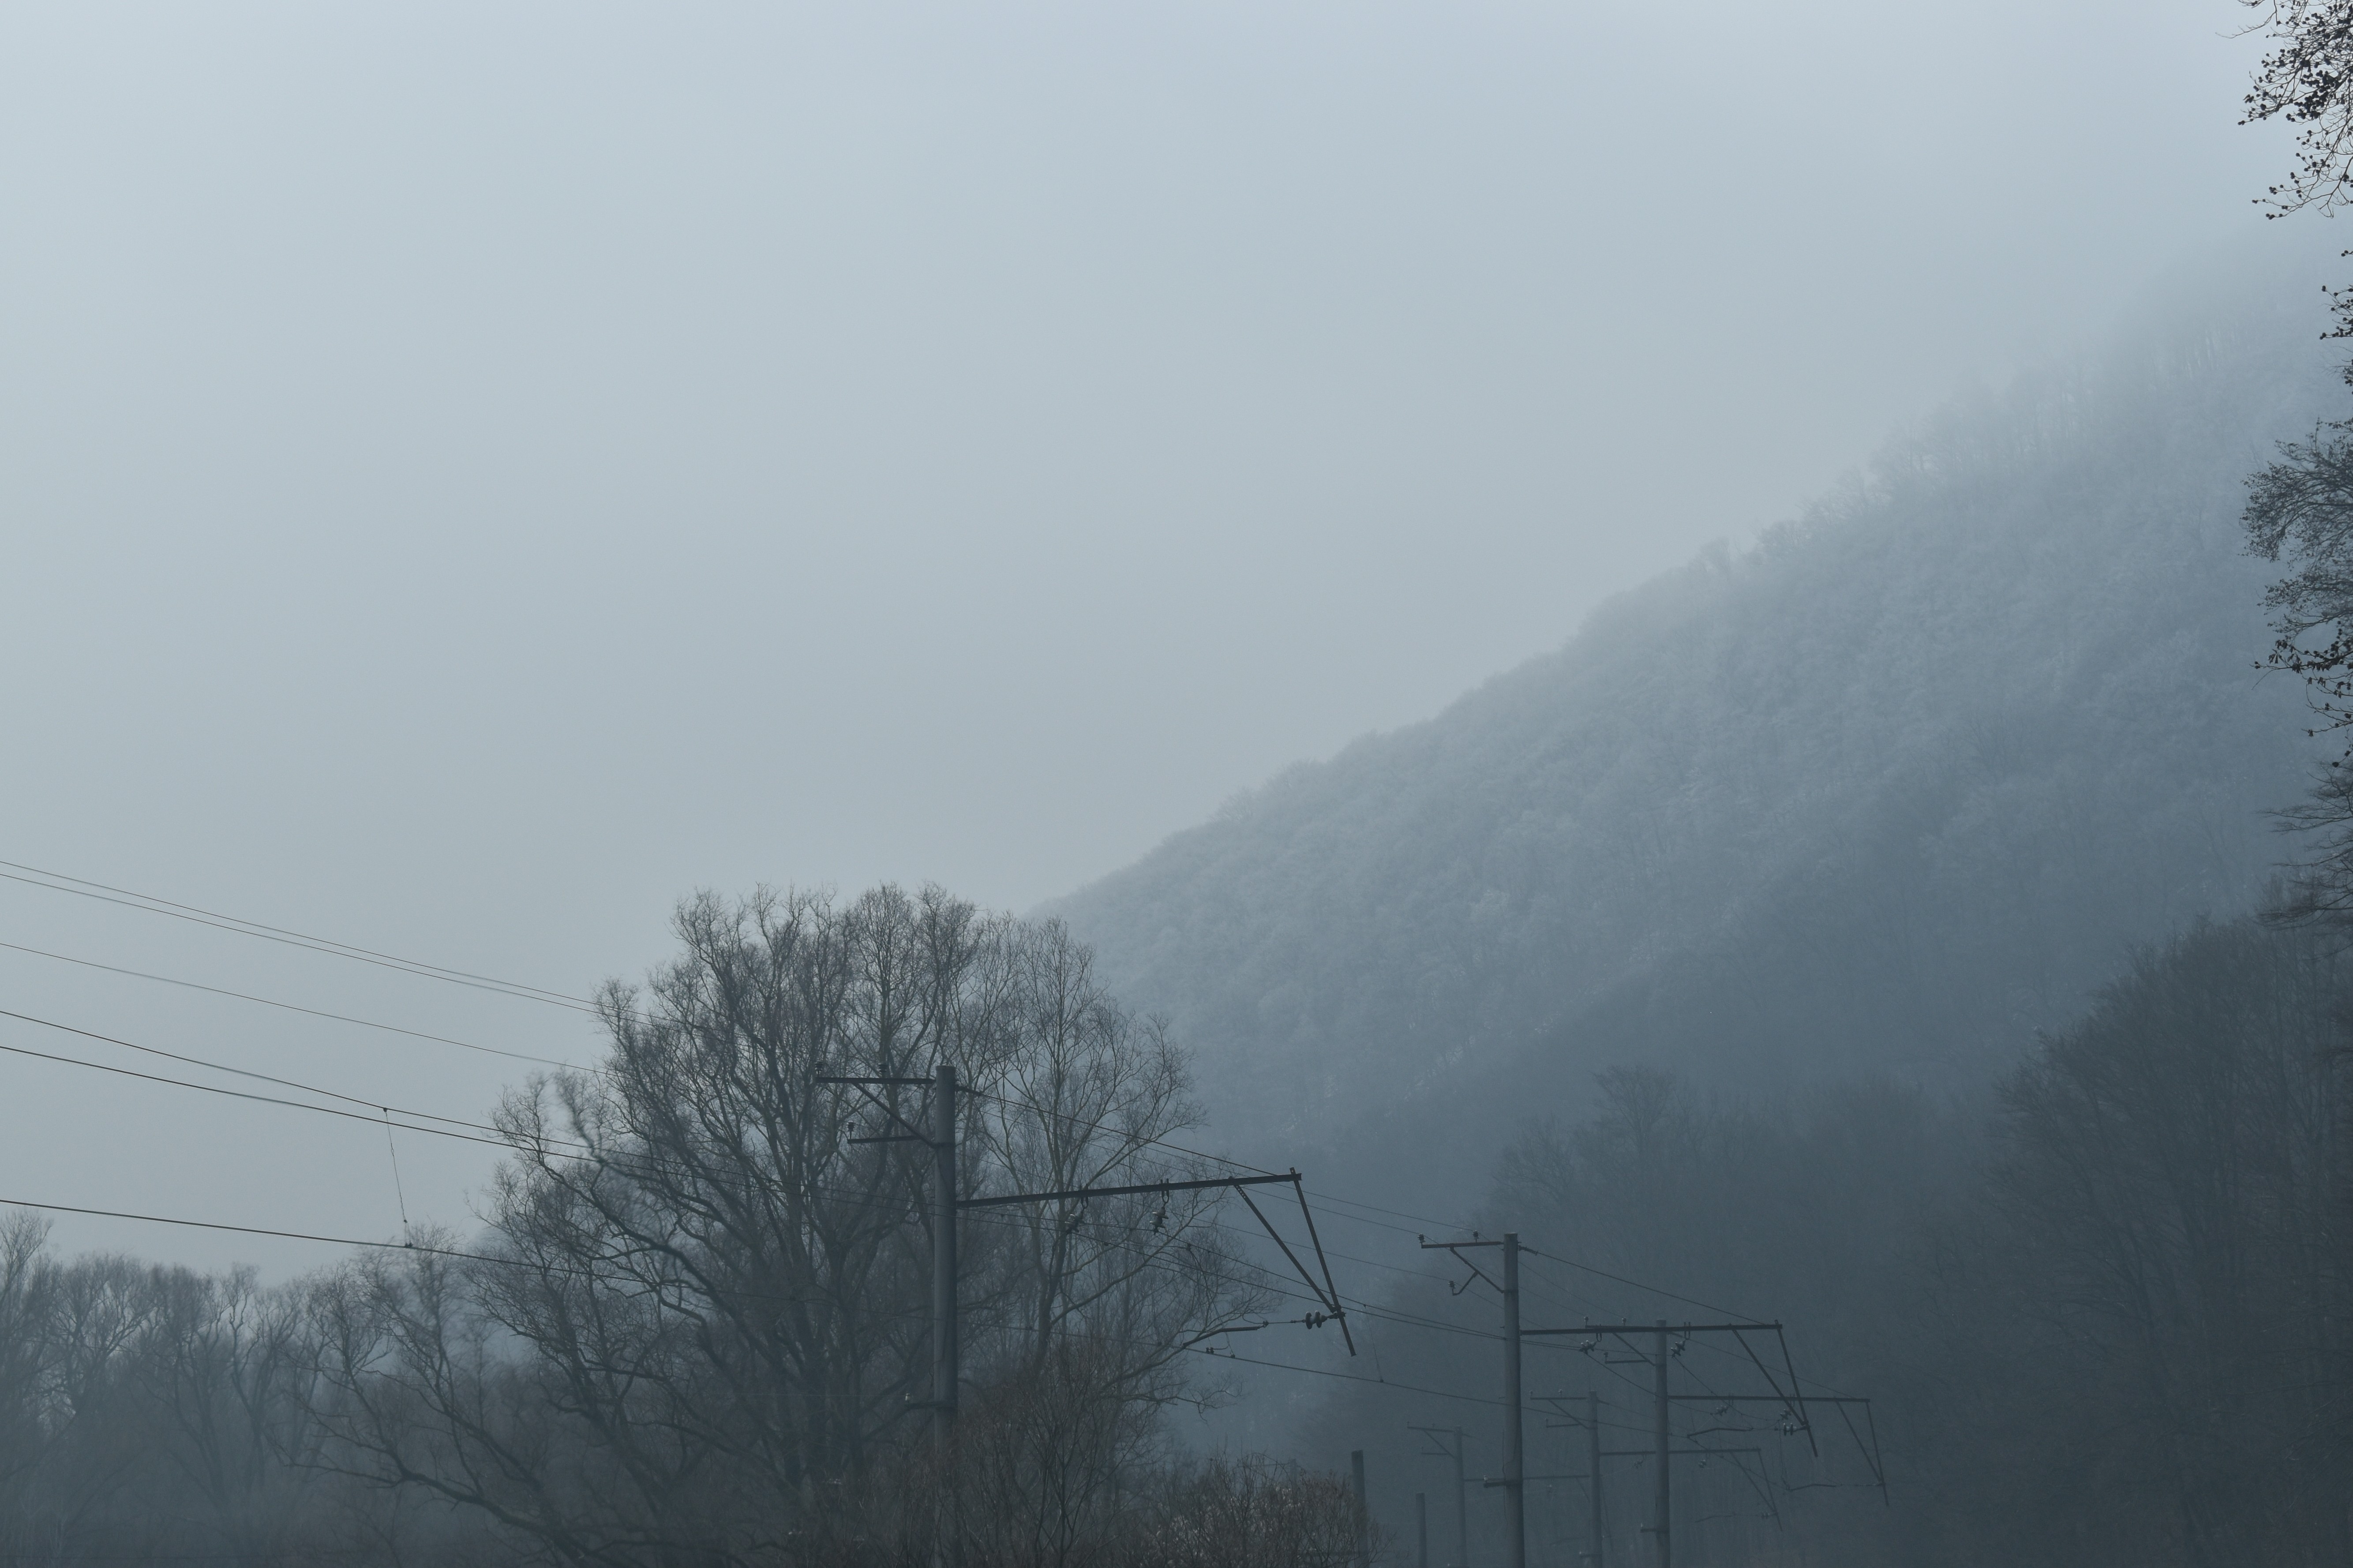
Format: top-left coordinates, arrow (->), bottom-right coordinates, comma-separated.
813,1070 -> 1857,1568
1415,1232 -> 1825,1568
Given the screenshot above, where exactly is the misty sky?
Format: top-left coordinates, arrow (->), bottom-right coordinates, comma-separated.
0,0 -> 2319,1270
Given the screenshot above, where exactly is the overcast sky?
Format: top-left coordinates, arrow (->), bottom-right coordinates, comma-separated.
0,0 -> 2320,1270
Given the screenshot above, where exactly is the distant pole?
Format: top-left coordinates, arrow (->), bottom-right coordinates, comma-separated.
1452,1429 -> 1468,1568
933,1063 -> 959,1568
1588,1390 -> 1604,1567
1352,1450 -> 1371,1568
1503,1234 -> 1524,1568
1652,1325 -> 1670,1568
1417,1492 -> 1430,1568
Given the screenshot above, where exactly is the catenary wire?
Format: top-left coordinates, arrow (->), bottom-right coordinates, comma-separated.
0,938 -> 585,1071
1521,1244 -> 1754,1322
0,979 -> 1484,1309
0,1025 -> 1570,1378
0,1006 -> 545,1137
0,862 -> 1772,1361
0,859 -> 1474,1240
0,873 -> 1866,1465
0,862 -> 1554,1308
0,1078 -> 1827,1449
0,867 -> 601,1015
0,1008 -> 1491,1352
0,1192 -> 1523,1416
0,1020 -> 1743,1377
0,994 -> 1735,1378
0,867 -> 1423,1260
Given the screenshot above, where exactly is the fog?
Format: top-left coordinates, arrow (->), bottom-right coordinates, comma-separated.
0,1 -> 2297,1274
5,4 -> 2351,1562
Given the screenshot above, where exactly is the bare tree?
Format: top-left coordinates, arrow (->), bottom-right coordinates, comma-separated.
2246,3 -> 2353,229
134,1265 -> 320,1558
967,918 -> 1266,1393
2243,424 -> 2353,913
301,885 -> 1266,1567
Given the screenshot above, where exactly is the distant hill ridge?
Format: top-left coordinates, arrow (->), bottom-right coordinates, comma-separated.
1046,259 -> 2343,1201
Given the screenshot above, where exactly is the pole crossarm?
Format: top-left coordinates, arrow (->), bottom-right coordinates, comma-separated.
956,1171 -> 1296,1209
1491,1450 -> 1765,1482
1533,1322 -> 1816,1460
1667,1395 -> 1869,1403
1408,1423 -> 1470,1568
1418,1236 -> 1502,1295
1525,1322 -> 1782,1336
957,1170 -> 1356,1355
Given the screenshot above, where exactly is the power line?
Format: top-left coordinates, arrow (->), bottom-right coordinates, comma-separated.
0,863 -> 600,1014
0,863 -> 1826,1421
0,1016 -> 531,1151
0,862 -> 1508,1307
0,1012 -> 1484,1369
0,1040 -> 1858,1502
1519,1245 -> 1754,1323
0,966 -> 1480,1312
0,1006 -> 1754,1387
0,937 -> 585,1071
0,859 -> 1475,1249
0,1006 -> 528,1137
964,1086 -> 1472,1243
0,995 -> 1740,1403
0,866 -> 1426,1248
0,1187 -> 1519,1424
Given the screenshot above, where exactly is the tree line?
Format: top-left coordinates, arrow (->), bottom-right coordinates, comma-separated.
1304,915 -> 2353,1568
8,902 -> 2343,1567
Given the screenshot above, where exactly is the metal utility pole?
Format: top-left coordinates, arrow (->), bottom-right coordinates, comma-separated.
933,1063 -> 959,1463
823,1070 -> 1357,1568
1652,1325 -> 1669,1568
1421,1233 -> 1524,1568
1520,1320 -> 1814,1568
1409,1425 -> 1470,1568
819,1069 -> 960,1565
1587,1390 -> 1604,1568
1538,1391 -> 1608,1566
1504,1235 -> 1523,1568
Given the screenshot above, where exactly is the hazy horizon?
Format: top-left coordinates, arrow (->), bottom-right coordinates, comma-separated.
0,0 -> 2323,1273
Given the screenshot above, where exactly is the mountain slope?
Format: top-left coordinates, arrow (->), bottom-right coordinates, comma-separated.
1048,263 -> 2344,1203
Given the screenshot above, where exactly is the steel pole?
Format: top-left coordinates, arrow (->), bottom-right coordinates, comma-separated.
1653,1326 -> 1670,1568
1589,1390 -> 1604,1567
933,1063 -> 959,1568
1503,1234 -> 1524,1568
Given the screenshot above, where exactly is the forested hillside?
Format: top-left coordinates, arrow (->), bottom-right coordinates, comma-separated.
1305,917 -> 2353,1567
1049,272 -> 2342,1201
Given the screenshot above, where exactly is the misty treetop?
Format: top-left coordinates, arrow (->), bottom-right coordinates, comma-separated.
1308,918 -> 2353,1568
2238,403 -> 2353,916
1049,273 -> 2344,1192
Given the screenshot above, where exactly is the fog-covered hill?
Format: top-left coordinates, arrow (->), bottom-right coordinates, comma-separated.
1047,260 -> 2345,1208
